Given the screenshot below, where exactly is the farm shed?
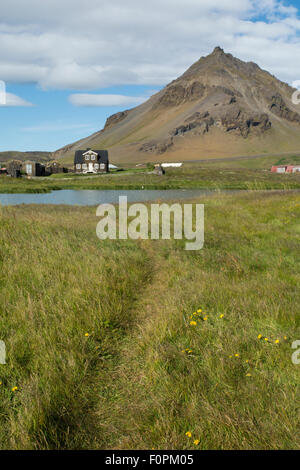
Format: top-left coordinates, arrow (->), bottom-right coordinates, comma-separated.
154,164 -> 165,175
161,163 -> 183,168
271,165 -> 287,173
271,165 -> 300,173
23,161 -> 46,177
286,165 -> 300,173
46,160 -> 68,175
7,160 -> 22,178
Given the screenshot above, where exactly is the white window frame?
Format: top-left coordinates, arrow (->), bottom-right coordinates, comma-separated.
94,163 -> 99,169
26,164 -> 32,174
82,163 -> 88,170
76,164 -> 81,169
100,163 -> 105,170
91,155 -> 96,160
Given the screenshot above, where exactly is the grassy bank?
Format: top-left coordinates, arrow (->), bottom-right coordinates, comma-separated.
1,164 -> 300,193
0,191 -> 299,449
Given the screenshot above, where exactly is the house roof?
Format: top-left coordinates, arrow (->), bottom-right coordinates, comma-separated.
74,149 -> 109,165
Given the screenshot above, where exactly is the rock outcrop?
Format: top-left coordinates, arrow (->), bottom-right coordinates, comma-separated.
104,110 -> 130,129
269,94 -> 300,123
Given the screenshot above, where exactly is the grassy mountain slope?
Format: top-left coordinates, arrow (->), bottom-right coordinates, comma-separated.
0,151 -> 51,164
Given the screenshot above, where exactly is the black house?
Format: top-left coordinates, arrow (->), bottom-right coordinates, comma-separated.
74,149 -> 109,174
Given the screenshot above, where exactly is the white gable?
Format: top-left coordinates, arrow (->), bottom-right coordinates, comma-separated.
83,150 -> 98,156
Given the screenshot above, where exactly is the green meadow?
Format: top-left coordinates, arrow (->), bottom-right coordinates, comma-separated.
0,155 -> 300,193
0,190 -> 299,449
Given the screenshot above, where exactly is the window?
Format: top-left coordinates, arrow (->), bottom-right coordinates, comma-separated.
26,164 -> 32,175
100,163 -> 105,170
76,164 -> 81,169
94,163 -> 99,169
91,155 -> 96,160
82,163 -> 87,170
85,155 -> 90,161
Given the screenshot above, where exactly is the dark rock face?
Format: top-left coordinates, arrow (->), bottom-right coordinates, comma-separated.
172,112 -> 214,137
269,94 -> 300,123
104,110 -> 129,129
139,138 -> 174,154
171,108 -> 271,140
155,81 -> 205,107
221,109 -> 271,137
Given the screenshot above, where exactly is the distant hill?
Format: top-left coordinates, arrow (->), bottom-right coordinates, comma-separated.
0,151 -> 51,165
53,47 -> 300,165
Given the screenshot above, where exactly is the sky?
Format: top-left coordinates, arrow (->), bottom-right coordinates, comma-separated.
1,0 -> 300,152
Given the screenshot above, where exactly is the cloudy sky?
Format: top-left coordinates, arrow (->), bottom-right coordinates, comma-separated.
1,0 -> 300,151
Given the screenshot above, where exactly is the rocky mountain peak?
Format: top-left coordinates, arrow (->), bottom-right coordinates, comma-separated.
54,48 -> 300,163
212,46 -> 224,55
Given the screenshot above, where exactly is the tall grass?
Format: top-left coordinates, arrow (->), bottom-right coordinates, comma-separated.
0,191 -> 299,449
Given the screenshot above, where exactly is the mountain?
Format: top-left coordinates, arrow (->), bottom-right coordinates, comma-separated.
53,47 -> 300,165
0,151 -> 51,164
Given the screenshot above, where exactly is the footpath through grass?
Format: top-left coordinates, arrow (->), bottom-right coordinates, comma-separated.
0,191 -> 299,449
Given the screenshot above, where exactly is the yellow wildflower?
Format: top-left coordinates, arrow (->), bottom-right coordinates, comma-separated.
264,338 -> 268,342
203,317 -> 208,321
235,354 -> 239,357
197,309 -> 202,313
284,336 -> 287,340
185,431 -> 192,438
257,334 -> 262,339
219,314 -> 224,319
85,333 -> 90,337
11,386 -> 18,392
190,321 -> 197,326
245,360 -> 249,363
194,439 -> 200,445
275,339 -> 280,344
246,373 -> 252,377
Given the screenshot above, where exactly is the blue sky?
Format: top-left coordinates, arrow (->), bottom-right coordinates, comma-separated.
1,0 -> 300,152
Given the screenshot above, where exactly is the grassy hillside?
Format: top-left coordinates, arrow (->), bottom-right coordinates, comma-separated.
0,151 -> 51,164
0,191 -> 299,449
56,123 -> 300,166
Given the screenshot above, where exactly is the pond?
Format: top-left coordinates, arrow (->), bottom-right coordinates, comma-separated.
0,189 -> 231,206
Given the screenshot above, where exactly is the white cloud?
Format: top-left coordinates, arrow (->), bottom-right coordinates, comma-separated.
69,93 -> 147,107
0,92 -> 33,107
0,0 -> 300,89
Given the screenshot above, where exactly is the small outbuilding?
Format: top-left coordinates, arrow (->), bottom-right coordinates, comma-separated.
161,163 -> 183,168
154,164 -> 165,175
286,165 -> 300,173
23,161 -> 45,177
7,160 -> 22,178
271,165 -> 300,174
271,165 -> 287,173
46,160 -> 68,175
